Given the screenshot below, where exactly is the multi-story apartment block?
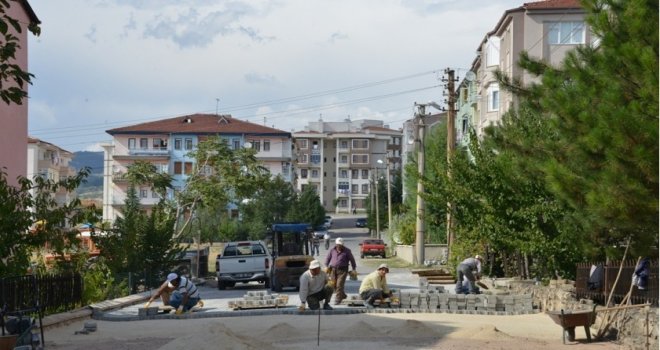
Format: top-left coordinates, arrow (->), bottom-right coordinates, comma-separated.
461,0 -> 588,140
293,119 -> 402,213
26,137 -> 76,206
102,114 -> 293,223
0,1 -> 39,187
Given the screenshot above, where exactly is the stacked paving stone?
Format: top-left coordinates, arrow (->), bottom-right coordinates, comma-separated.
227,291 -> 288,310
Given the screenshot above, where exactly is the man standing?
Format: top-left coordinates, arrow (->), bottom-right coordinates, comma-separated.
311,235 -> 320,256
359,263 -> 391,309
455,255 -> 483,294
324,237 -> 356,305
298,260 -> 334,311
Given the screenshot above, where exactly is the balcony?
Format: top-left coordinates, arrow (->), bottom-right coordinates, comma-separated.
112,172 -> 129,183
128,148 -> 170,156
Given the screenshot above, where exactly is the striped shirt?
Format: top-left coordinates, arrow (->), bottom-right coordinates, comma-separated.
176,276 -> 199,298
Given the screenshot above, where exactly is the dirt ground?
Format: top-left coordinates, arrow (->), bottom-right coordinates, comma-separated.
43,312 -> 621,350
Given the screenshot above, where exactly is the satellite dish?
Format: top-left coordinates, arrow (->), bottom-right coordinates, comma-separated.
465,71 -> 476,82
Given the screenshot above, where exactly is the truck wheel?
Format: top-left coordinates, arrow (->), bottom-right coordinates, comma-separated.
264,278 -> 271,289
360,253 -> 364,259
381,253 -> 386,259
217,281 -> 226,290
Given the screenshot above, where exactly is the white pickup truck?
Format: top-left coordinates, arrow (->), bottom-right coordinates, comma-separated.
215,240 -> 271,290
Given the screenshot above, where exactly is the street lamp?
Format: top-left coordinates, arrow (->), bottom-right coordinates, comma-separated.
371,167 -> 381,239
377,158 -> 392,238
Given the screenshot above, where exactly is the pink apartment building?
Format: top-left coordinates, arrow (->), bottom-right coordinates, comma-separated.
0,1 -> 39,187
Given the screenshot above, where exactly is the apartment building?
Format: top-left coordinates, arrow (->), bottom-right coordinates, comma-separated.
26,137 -> 76,206
293,119 -> 402,213
459,0 -> 588,141
102,114 -> 293,223
0,1 -> 39,187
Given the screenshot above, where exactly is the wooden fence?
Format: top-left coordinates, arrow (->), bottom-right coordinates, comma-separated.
0,273 -> 83,315
575,259 -> 658,306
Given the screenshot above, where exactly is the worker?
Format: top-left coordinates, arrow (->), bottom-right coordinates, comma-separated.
298,260 -> 334,311
455,255 -> 483,294
324,237 -> 356,305
145,273 -> 202,314
359,263 -> 391,309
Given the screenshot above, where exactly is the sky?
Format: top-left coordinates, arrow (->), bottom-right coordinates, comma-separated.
26,0 -> 523,152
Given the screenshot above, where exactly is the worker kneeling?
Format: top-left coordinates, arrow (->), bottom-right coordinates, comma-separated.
359,263 -> 391,309
298,260 -> 334,311
145,273 -> 202,315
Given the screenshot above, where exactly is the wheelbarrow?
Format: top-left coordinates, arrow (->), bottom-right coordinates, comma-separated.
546,305 -> 597,344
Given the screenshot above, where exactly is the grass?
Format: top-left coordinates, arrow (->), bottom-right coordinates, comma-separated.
358,255 -> 415,269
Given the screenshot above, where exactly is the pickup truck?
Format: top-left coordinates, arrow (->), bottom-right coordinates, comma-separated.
215,241 -> 271,290
359,239 -> 387,259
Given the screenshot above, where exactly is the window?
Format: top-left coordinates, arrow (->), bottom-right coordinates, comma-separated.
282,162 -> 290,177
361,169 -> 369,179
352,154 -> 369,164
548,21 -> 585,45
352,184 -> 359,194
139,138 -> 148,149
152,138 -> 167,150
339,170 -> 348,178
339,140 -> 349,149
300,169 -> 308,179
487,84 -> 500,112
263,140 -> 270,151
352,139 -> 369,149
351,169 -> 359,179
312,141 -> 319,150
311,169 -> 319,178
362,184 -> 369,194
140,188 -> 148,198
185,138 -> 193,150
338,199 -> 348,208
174,162 -> 182,175
184,162 -> 193,175
461,117 -> 469,136
338,181 -> 349,194
174,138 -> 182,150
251,140 -> 261,151
233,139 -> 240,150
486,36 -> 500,66
311,154 -> 321,164
128,138 -> 136,149
339,155 -> 348,164
299,154 -> 308,164
299,140 -> 308,149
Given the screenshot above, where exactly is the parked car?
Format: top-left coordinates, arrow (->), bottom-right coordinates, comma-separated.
359,239 -> 387,259
324,216 -> 333,228
216,241 -> 271,290
355,218 -> 367,227
313,225 -> 328,239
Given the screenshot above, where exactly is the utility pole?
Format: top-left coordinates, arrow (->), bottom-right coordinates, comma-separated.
414,104 -> 426,265
385,158 -> 392,235
375,169 -> 380,240
444,68 -> 458,258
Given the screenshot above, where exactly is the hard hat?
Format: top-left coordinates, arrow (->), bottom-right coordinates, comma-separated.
335,237 -> 344,245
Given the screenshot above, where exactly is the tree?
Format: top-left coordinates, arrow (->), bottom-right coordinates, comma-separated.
0,0 -> 41,104
495,0 -> 658,259
287,186 -> 325,227
240,175 -> 296,238
0,168 -> 90,276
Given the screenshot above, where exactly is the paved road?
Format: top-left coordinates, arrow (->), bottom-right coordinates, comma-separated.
105,216 -> 425,318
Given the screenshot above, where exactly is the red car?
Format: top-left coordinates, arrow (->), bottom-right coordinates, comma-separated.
359,239 -> 387,259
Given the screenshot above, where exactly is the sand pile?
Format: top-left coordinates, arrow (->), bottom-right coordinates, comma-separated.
387,319 -> 439,338
337,320 -> 382,338
159,322 -> 270,350
448,324 -> 512,340
260,322 -> 302,341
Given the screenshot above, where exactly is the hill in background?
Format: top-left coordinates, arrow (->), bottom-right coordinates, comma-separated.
71,151 -> 103,199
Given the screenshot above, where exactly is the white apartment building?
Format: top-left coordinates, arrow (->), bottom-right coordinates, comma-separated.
293,119 -> 402,213
26,137 -> 76,206
102,114 -> 293,223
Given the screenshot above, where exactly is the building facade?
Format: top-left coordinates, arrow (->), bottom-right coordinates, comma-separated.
0,1 -> 39,187
26,137 -> 76,206
102,114 -> 293,223
461,0 -> 588,140
293,119 -> 402,213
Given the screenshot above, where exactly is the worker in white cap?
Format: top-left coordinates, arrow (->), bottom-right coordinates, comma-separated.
324,237 -> 356,305
359,263 -> 392,309
144,273 -> 203,314
298,260 -> 334,311
455,255 -> 484,294
144,272 -> 178,310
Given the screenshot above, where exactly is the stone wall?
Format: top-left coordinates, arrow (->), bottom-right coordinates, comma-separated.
503,278 -> 658,349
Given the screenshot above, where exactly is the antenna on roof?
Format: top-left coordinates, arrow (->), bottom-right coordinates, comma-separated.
215,98 -> 220,115
318,113 -> 323,122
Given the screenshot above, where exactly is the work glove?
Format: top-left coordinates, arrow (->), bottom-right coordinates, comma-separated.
144,301 -> 152,308
325,267 -> 332,274
175,306 -> 184,315
298,304 -> 305,312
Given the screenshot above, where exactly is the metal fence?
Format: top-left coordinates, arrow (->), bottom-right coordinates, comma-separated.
0,273 -> 83,315
575,259 -> 658,306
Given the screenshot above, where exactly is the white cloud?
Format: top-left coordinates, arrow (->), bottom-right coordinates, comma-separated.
84,143 -> 105,152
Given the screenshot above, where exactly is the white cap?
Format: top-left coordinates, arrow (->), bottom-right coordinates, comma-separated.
309,260 -> 321,270
166,272 -> 178,282
335,237 -> 344,245
378,263 -> 389,272
475,255 -> 483,260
